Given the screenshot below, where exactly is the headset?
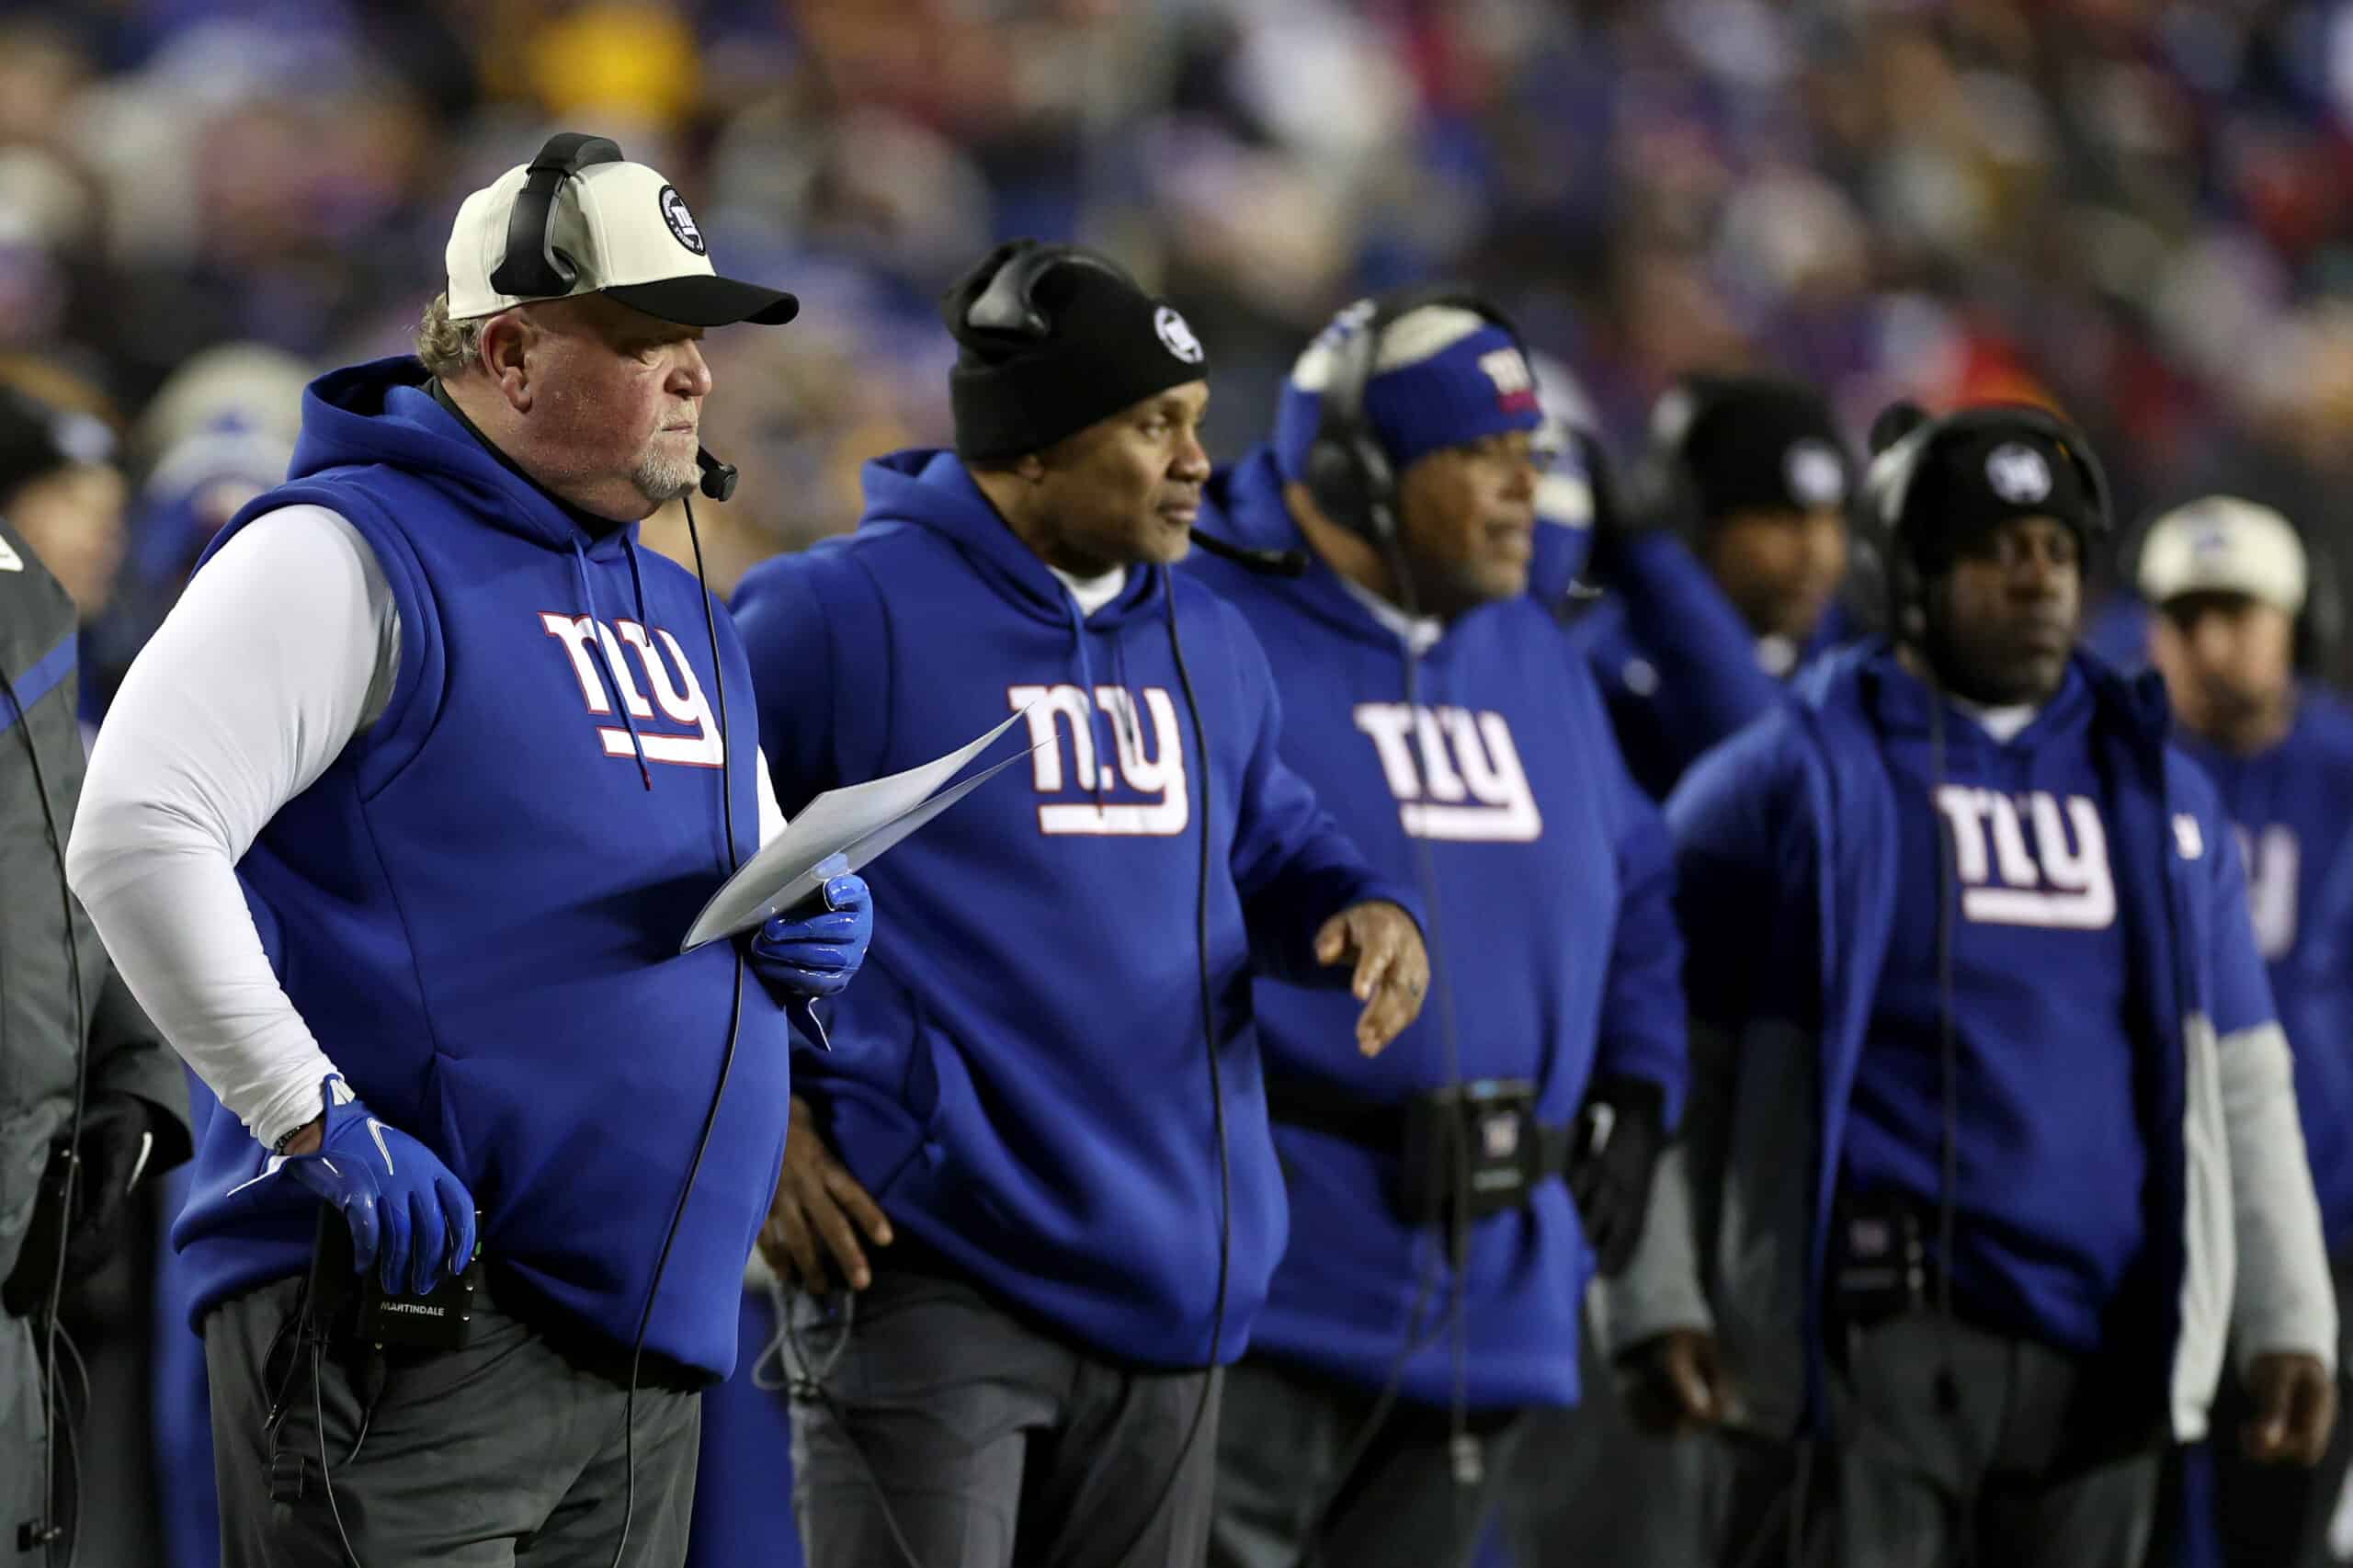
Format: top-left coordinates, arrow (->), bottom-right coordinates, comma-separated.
1301,284 -> 1527,550
1851,401 -> 2113,644
479,131 -> 739,506
961,241 -> 1302,577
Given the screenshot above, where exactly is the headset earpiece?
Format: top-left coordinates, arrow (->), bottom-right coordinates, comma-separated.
488,132 -> 626,301
964,244 -> 1135,341
1301,285 -> 1529,550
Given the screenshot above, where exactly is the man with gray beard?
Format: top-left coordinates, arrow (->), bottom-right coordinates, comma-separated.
68,135 -> 871,1567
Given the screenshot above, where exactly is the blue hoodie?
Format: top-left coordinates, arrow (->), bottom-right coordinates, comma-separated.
731,449 -> 1416,1368
1669,643 -> 2274,1431
170,358 -> 790,1379
2175,691 -> 2353,1256
2078,596 -> 2353,1255
1187,450 -> 1687,1410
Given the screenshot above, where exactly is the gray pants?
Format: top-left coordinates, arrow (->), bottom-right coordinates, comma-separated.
205,1276 -> 700,1568
1816,1312 -> 2159,1568
1502,1325 -> 1727,1568
1209,1355 -> 1527,1568
3,1312 -> 47,1562
788,1262 -> 1221,1568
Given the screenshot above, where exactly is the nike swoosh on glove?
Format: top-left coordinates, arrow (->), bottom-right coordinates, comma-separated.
746,854 -> 873,1000
283,1074 -> 478,1297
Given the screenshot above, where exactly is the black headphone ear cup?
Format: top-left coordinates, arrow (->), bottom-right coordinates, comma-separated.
2300,539 -> 2345,679
1304,436 -> 1370,538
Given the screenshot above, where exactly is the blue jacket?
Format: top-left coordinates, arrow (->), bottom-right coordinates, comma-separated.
1186,450 -> 1687,1410
171,359 -> 790,1378
731,449 -> 1416,1368
1601,643 -> 2336,1447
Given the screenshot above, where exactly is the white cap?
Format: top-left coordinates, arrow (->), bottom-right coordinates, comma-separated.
2139,495 -> 2307,615
445,145 -> 796,328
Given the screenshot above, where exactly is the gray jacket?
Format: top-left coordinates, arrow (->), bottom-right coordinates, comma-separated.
0,513 -> 188,1292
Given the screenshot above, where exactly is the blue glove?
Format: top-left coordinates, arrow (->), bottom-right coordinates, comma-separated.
746,854 -> 873,999
282,1074 -> 478,1297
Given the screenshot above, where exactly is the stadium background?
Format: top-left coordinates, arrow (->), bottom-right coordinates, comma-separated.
10,0 -> 2353,1562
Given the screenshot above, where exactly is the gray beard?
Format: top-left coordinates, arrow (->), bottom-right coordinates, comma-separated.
632,444 -> 700,505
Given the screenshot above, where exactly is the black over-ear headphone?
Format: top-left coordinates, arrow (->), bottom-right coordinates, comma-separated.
483,131 -> 737,503
961,242 -> 1138,341
1856,402 -> 2113,642
1301,285 -> 1527,549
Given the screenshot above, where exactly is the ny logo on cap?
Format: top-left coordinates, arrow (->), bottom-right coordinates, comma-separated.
1784,439 -> 1847,508
659,186 -> 705,256
1985,443 -> 2053,505
1155,306 -> 1204,365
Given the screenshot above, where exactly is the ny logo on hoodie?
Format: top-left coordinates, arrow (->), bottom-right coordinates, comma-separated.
541,613 -> 723,767
1933,788 -> 2116,929
2235,824 -> 2298,960
1008,684 -> 1189,835
1353,704 -> 1542,843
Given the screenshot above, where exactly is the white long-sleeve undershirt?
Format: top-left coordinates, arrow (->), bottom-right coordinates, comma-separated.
66,506 -> 785,1150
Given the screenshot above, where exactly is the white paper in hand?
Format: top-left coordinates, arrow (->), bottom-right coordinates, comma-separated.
681,710 -> 1033,952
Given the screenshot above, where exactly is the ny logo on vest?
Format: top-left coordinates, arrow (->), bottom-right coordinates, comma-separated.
540,613 -> 723,768
1933,788 -> 2114,929
2236,824 -> 2298,960
1008,685 -> 1189,835
1353,704 -> 1541,843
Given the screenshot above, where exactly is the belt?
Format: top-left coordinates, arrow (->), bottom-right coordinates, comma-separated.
1264,1072 -> 1574,1223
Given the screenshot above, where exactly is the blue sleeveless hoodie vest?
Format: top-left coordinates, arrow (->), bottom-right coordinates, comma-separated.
169,358 -> 789,1379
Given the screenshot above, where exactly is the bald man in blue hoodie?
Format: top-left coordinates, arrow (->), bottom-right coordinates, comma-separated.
726,241 -> 1428,1568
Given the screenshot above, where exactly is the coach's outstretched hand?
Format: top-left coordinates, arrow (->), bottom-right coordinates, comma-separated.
763,1095 -> 892,1291
747,853 -> 873,1001
282,1074 -> 478,1298
2243,1351 -> 2336,1466
1315,901 -> 1429,1056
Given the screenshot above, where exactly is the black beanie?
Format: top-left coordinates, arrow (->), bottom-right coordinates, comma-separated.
1663,375 -> 1851,523
941,240 -> 1209,463
1901,422 -> 2096,575
0,388 -> 108,503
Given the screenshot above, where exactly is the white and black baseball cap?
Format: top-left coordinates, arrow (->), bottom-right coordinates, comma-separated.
2139,495 -> 2308,616
444,143 -> 797,328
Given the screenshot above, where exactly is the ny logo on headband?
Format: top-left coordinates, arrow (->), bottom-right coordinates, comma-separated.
1354,704 -> 1542,843
1934,788 -> 2114,929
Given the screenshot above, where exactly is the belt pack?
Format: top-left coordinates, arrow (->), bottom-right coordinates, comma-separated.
1828,1187 -> 1937,1332
1266,1073 -> 1572,1225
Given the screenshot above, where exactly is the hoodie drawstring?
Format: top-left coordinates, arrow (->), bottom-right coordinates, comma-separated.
572,539 -> 654,791
1062,590 -> 1112,807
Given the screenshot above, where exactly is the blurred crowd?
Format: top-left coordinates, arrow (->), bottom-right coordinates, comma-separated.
11,0 -> 2353,684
